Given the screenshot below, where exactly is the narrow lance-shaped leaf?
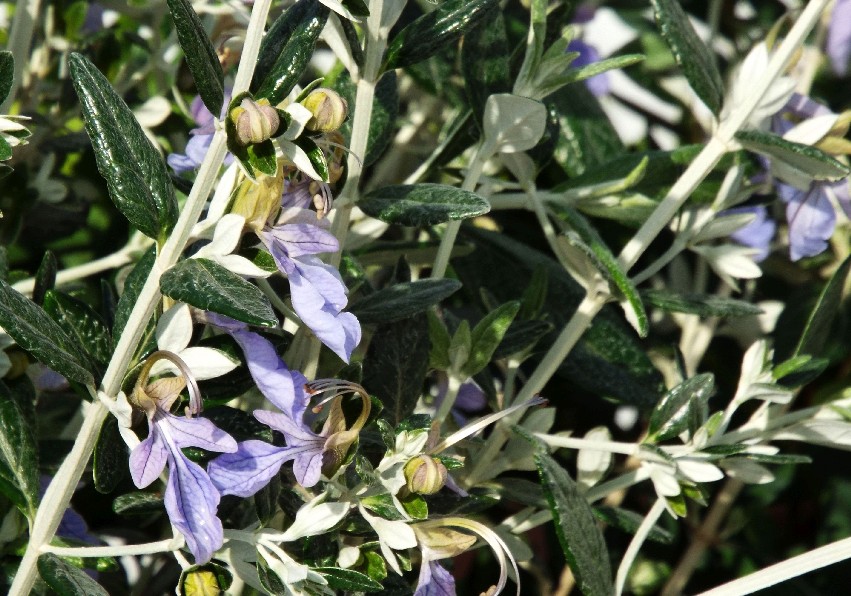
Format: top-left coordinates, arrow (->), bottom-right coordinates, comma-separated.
350,279 -> 462,325
359,183 -> 490,226
69,53 -> 178,240
647,373 -> 715,442
384,0 -> 499,71
795,254 -> 851,357
736,129 -> 851,181
0,51 -> 13,104
160,258 -> 278,327
44,290 -> 113,368
316,567 -> 383,592
0,280 -> 94,386
0,385 -> 38,519
166,0 -> 224,114
33,250 -> 57,307
463,301 -> 520,377
650,0 -> 724,115
642,289 -> 763,317
253,0 -> 327,90
38,554 -> 110,596
516,427 -> 614,596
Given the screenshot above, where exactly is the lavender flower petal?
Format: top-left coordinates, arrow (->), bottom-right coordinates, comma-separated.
264,223 -> 339,257
727,206 -> 776,262
415,560 -> 456,596
129,424 -> 169,488
827,0 -> 851,75
567,39 -> 610,97
208,440 -> 296,497
782,183 -> 836,261
167,414 -> 238,453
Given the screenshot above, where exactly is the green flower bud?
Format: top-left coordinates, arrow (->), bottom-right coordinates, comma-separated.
404,456 -> 448,495
301,88 -> 348,133
230,98 -> 280,146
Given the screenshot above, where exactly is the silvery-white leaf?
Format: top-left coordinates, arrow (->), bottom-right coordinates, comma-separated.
133,96 -> 171,128
174,346 -> 238,380
501,152 -> 537,184
317,0 -> 363,22
783,114 -> 839,146
692,211 -> 757,243
214,254 -> 274,278
283,103 -> 313,141
256,544 -> 310,584
577,426 -> 613,491
279,139 -> 323,181
721,458 -> 774,484
743,382 -> 793,404
194,214 -> 247,259
192,162 -> 239,239
337,545 -> 360,569
743,445 -> 779,456
495,526 -> 534,562
520,407 -> 556,434
727,43 -> 795,126
773,420 -> 851,449
692,244 -> 762,288
281,495 -> 351,541
483,94 -> 547,155
648,464 -> 681,497
677,458 -> 724,483
156,303 -> 193,352
583,7 -> 638,57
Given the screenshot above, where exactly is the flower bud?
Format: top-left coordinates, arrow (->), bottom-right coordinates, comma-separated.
230,98 -> 280,145
404,456 -> 448,495
301,88 -> 348,133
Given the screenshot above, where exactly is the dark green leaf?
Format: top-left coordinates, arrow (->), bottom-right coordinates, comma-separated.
364,314 -> 430,425
257,552 -> 288,595
337,71 -> 398,167
33,251 -> 57,306
160,258 -> 277,327
44,290 -> 112,368
254,4 -> 328,105
0,386 -> 38,518
428,311 -> 452,370
113,247 -> 157,367
453,227 -> 663,408
650,0 -> 724,114
492,319 -> 554,359
0,458 -> 29,515
38,553 -> 109,596
519,428 -> 613,595
462,9 -> 510,127
341,0 -> 369,17
735,453 -> 812,465
316,567 -> 383,592
642,289 -> 763,317
69,53 -> 178,240
559,207 -> 648,336
350,279 -> 462,324
774,355 -> 829,388
0,51 -> 13,103
0,280 -> 94,386
647,373 -> 715,442
93,415 -> 129,494
179,563 -> 233,596
360,184 -> 490,226
463,301 -> 520,376
592,506 -> 674,544
166,0 -> 224,114
736,130 -> 851,181
253,0 -> 328,91
0,136 -> 11,161
112,491 -> 164,516
384,0 -> 499,70
795,255 -> 851,357
246,138 -> 278,177
254,474 -> 281,524
294,136 -> 329,182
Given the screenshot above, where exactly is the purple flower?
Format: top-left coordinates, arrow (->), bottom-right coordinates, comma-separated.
778,179 -> 850,261
827,0 -> 851,75
129,369 -> 237,564
727,205 -> 776,262
415,560 -> 456,596
434,375 -> 487,426
168,93 -> 234,174
566,39 -> 610,97
260,208 -> 361,362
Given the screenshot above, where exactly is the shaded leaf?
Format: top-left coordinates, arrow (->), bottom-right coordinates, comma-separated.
337,70 -> 399,167
795,255 -> 851,357
350,279 -> 462,324
160,258 -> 277,327
360,184 -> 490,226
316,567 -> 383,592
0,51 -> 13,103
0,384 -> 38,519
592,506 -> 674,544
647,374 -> 715,442
642,289 -> 763,317
166,0 -> 224,114
93,415 -> 129,494
44,290 -> 112,368
462,9 -> 511,127
463,301 -> 520,377
737,129 -> 850,181
38,553 -> 109,596
33,251 -> 57,307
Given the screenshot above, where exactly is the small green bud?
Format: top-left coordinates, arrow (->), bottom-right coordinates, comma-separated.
404,456 -> 448,495
301,88 -> 348,133
230,98 -> 280,145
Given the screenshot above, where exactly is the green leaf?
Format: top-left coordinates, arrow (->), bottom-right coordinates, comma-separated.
112,491 -> 164,516
33,250 -> 57,307
773,354 -> 830,388
113,247 -> 155,343
0,385 -> 38,519
462,301 -> 520,377
592,506 -> 674,544
520,428 -> 613,595
44,290 -> 112,368
337,70 -> 398,167
257,552 -> 287,595
452,227 -> 663,408
0,280 -> 94,386
253,0 -> 327,91
647,373 -> 715,442
254,3 -> 328,105
492,319 -> 554,359
735,453 -> 812,465
736,129 -> 851,181
38,553 -> 109,596
363,314 -> 430,425
0,51 -> 13,103
316,567 -> 383,592
650,0 -> 724,115
160,258 -> 277,327
350,279 -> 462,325
294,136 -> 329,182
642,289 -> 763,317
795,255 -> 851,357
93,415 -> 129,494
166,0 -> 224,115
0,136 -> 11,161
69,53 -> 178,240
559,207 -> 648,337
428,311 -> 452,370
360,184 -> 490,226
461,9 -> 511,127
245,138 -> 278,177
384,0 -> 499,71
